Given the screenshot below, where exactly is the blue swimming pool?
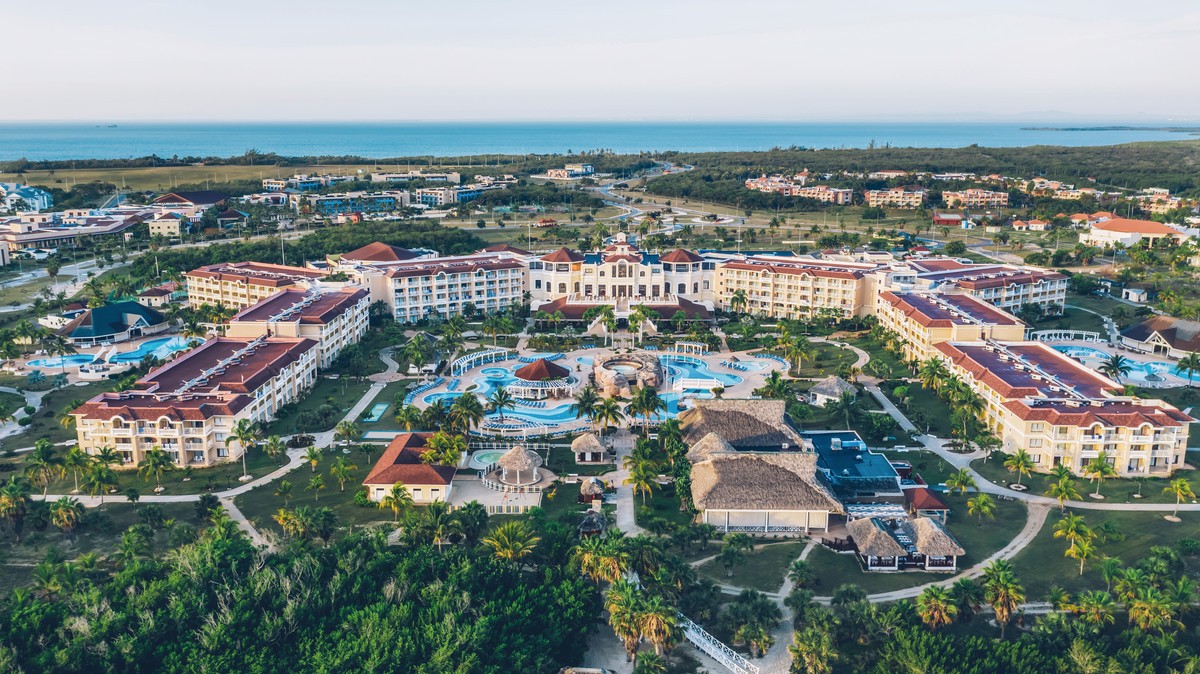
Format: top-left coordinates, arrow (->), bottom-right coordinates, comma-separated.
109,337 -> 195,363
27,354 -> 96,368
660,356 -> 744,386
1052,345 -> 1184,383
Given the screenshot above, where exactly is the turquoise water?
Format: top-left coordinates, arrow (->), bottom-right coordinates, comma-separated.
28,354 -> 96,368
468,450 -> 507,470
661,357 -> 744,386
1,122 -> 1192,160
109,337 -> 194,363
362,402 -> 390,423
1051,345 -> 1183,382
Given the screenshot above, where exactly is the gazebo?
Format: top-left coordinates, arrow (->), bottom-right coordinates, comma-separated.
496,445 -> 544,486
509,358 -> 574,400
578,509 -> 608,537
578,477 -> 606,503
572,433 -> 607,464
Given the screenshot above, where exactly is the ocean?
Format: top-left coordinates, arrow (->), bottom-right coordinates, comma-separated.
0,122 -> 1194,161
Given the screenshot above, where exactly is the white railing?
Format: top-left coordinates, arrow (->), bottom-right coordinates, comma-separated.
451,349 -> 513,376
1030,329 -> 1103,343
674,377 -> 722,392
680,615 -> 760,674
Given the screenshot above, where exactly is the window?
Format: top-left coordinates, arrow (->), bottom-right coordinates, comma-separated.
558,283 -> 566,293
677,283 -> 685,294
534,279 -> 542,289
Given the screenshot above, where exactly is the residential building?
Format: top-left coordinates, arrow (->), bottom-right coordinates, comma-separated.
361,253 -> 528,323
363,432 -> 457,503
71,336 -> 319,468
369,171 -> 461,185
932,340 -> 1189,475
151,191 -> 228,219
546,163 -> 595,179
793,185 -> 854,204
0,183 -> 53,212
262,173 -> 355,192
226,287 -> 371,368
1120,315 -> 1200,358
943,189 -> 1009,209
296,190 -> 411,215
864,187 -> 926,209
875,291 -> 1026,361
1079,217 -> 1190,248
868,170 -> 910,180
148,212 -> 188,238
185,261 -> 329,309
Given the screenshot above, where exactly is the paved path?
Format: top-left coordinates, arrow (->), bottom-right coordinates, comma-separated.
222,497 -> 274,550
609,428 -> 644,536
863,384 -> 917,433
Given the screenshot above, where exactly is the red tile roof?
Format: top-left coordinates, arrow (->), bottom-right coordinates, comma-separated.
72,392 -> 250,422
934,341 -> 1119,399
1001,400 -> 1191,428
720,258 -> 869,280
481,243 -> 533,256
1091,218 -> 1180,235
383,255 -> 524,279
230,287 -> 368,325
362,433 -> 455,486
660,248 -> 704,263
541,247 -> 585,263
905,487 -> 948,512
340,242 -> 420,263
878,291 -> 1023,328
514,358 -> 570,381
136,337 -> 316,395
186,261 -> 325,288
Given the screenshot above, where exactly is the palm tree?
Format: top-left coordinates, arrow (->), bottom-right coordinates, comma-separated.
604,578 -> 642,661
482,520 -> 541,566
917,358 -> 949,392
449,393 -> 485,435
967,493 -> 996,525
1099,353 -> 1132,383
1075,590 -> 1116,626
717,544 -> 745,578
424,431 -> 467,466
306,475 -> 325,502
916,586 -> 959,630
61,445 -> 92,494
982,564 -> 1025,638
304,446 -> 322,473
729,289 -> 748,313
826,390 -> 862,430
394,404 -> 423,431
329,456 -> 358,492
1053,512 -> 1091,546
225,418 -> 262,480
1178,352 -> 1200,385
1128,587 -> 1179,632
0,477 -> 31,543
378,483 -> 412,522
263,435 -> 287,465
1046,476 -> 1081,512
94,445 -> 120,470
416,500 -> 460,552
575,534 -> 630,585
274,480 -> 294,506
570,385 -> 601,432
333,420 -> 360,449
636,595 -> 679,657
949,578 -> 984,618
24,439 -> 65,497
1066,537 -> 1098,576
944,469 -> 976,496
789,626 -> 837,674
48,496 -> 85,541
1003,448 -> 1035,487
82,463 -> 118,506
594,397 -> 626,434
1084,451 -> 1118,498
137,446 -> 175,490
1164,478 -> 1196,518
487,388 -> 515,423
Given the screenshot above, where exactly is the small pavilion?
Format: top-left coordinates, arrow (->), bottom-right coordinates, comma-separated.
495,445 -> 545,487
508,358 -> 574,400
572,433 -> 608,464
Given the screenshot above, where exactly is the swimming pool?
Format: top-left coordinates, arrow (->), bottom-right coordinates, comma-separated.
660,356 -> 744,386
362,402 -> 390,422
109,337 -> 195,363
1052,345 -> 1184,383
27,354 -> 96,369
468,450 -> 507,469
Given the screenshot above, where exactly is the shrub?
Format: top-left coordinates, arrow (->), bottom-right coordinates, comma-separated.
353,489 -> 371,508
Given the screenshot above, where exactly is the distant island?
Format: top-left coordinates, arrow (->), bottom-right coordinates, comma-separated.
1023,125 -> 1200,133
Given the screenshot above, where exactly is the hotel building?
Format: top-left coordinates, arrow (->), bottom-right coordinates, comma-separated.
864,187 -> 926,209
529,236 -> 715,305
71,336 -> 319,468
359,253 -> 528,323
716,257 -> 877,319
942,189 -> 1009,209
904,259 -> 1068,314
185,261 -> 329,309
793,185 -> 854,205
932,340 -> 1189,476
874,291 -> 1026,361
225,287 -> 371,368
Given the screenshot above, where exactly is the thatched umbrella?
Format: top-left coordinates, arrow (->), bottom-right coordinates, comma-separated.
497,445 -> 542,485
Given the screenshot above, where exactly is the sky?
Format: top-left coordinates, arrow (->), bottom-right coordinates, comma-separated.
7,0 -> 1200,123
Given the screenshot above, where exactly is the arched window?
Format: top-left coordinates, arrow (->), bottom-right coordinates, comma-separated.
558,283 -> 567,293
677,283 -> 685,294
692,282 -> 699,294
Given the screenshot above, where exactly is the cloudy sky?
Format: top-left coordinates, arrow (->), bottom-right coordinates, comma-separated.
7,0 -> 1199,122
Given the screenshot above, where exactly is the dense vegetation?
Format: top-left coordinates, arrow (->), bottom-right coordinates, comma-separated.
472,183 -> 605,210
663,141 -> 1200,194
128,221 -> 484,283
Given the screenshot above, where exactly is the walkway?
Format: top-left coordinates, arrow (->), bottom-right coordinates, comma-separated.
1065,303 -> 1119,345
609,428 -> 644,536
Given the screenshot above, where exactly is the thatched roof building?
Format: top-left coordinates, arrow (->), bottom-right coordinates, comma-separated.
678,399 -> 806,451
845,517 -> 907,558
572,433 -> 607,463
809,376 -> 856,407
578,509 -> 608,536
579,477 -> 605,498
900,517 -> 964,557
691,452 -> 842,514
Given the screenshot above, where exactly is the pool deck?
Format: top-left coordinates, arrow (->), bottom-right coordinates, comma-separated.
449,474 -> 544,511
1045,338 -> 1194,388
414,345 -> 786,435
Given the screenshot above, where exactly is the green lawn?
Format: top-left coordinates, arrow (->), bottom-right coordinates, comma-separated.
234,448 -> 394,541
845,336 -> 908,378
1067,293 -> 1141,330
3,445 -> 291,496
1010,509 -> 1200,599
795,342 -> 859,378
697,541 -> 808,593
880,379 -> 955,438
265,376 -> 373,436
635,486 -> 693,530
805,544 -> 951,595
355,379 -> 417,431
1033,307 -> 1106,335
546,445 -> 615,477
972,453 -> 1200,505
0,380 -> 115,452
